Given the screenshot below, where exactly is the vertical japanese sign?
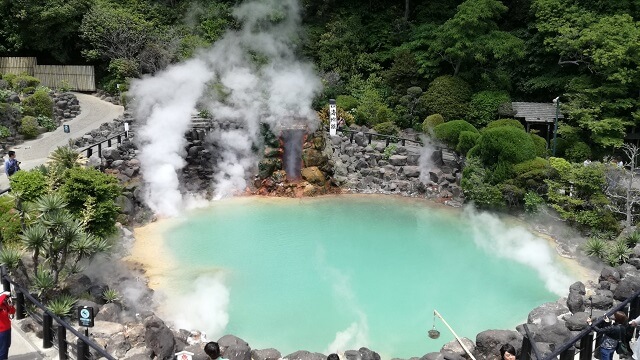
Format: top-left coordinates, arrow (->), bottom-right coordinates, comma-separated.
329,99 -> 337,136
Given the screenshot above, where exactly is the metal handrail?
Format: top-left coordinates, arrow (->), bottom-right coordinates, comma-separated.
77,131 -> 127,159
2,274 -> 116,360
537,288 -> 640,360
338,127 -> 423,147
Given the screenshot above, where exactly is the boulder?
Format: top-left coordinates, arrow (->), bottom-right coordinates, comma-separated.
474,330 -> 522,360
599,267 -> 621,283
106,332 -> 131,358
441,337 -> 475,357
527,301 -> 570,325
564,312 -> 591,331
252,348 -> 282,360
566,292 -> 585,314
389,155 -> 408,166
358,348 -> 380,360
218,334 -> 251,360
96,302 -> 122,322
301,167 -> 326,186
144,315 -> 175,360
284,350 -> 326,360
613,273 -> 640,300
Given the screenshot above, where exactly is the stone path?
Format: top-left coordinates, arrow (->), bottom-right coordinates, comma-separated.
1,93 -> 124,189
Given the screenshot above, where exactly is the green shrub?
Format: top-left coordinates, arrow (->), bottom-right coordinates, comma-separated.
456,130 -> 480,155
0,197 -> 21,245
374,106 -> 398,125
22,89 -> 54,118
58,80 -> 72,92
421,75 -> 472,121
484,118 -> 525,131
584,237 -> 607,258
0,125 -> 10,138
489,161 -> 514,184
336,95 -> 358,111
468,91 -> 511,127
373,121 -> 399,136
433,120 -> 478,148
626,232 -> 640,247
513,157 -> 549,175
524,191 -> 545,213
60,167 -> 122,238
8,170 -> 48,203
19,115 -> 39,139
36,116 -> 57,132
530,133 -> 548,158
460,157 -> 506,210
382,144 -> 397,160
565,141 -> 592,163
472,126 -> 537,167
10,74 -> 40,92
47,294 -> 77,317
421,114 -> 445,134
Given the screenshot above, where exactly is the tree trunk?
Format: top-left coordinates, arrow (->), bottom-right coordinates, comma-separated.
454,59 -> 462,76
404,0 -> 410,21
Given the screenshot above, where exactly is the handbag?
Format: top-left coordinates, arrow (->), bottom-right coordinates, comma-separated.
631,327 -> 640,360
618,326 -> 632,356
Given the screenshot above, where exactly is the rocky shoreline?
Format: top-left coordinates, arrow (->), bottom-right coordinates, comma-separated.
14,107 -> 629,360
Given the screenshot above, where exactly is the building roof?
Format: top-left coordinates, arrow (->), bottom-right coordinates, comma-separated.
512,102 -> 564,123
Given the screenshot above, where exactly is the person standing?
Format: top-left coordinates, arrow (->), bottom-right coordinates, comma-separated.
3,151 -> 20,177
204,341 -> 221,359
588,311 -> 629,360
0,291 -> 15,360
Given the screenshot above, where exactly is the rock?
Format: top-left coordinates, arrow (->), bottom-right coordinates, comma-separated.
96,302 -> 122,322
345,350 -> 362,360
303,148 -> 328,168
102,147 -> 122,161
421,352 -> 444,360
530,322 -> 572,347
566,292 -> 585,313
564,312 -> 591,331
252,348 -> 282,360
569,282 -> 586,295
527,302 -> 570,325
284,350 -> 326,360
613,273 -> 640,300
218,334 -> 251,360
301,166 -> 326,186
474,330 -> 522,360
441,337 -> 475,357
144,315 -> 175,360
402,166 -> 420,178
354,132 -> 366,147
599,267 -> 621,283
107,332 -> 131,358
389,155 -> 408,166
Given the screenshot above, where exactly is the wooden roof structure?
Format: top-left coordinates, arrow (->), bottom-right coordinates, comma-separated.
512,102 -> 564,124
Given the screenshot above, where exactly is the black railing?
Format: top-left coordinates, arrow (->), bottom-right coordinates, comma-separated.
78,131 -> 127,159
1,269 -> 116,360
521,288 -> 640,360
334,127 -> 423,148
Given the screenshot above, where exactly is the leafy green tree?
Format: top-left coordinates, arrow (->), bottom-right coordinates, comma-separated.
422,75 -> 472,120
0,0 -> 92,62
411,0 -> 525,80
468,91 -> 511,127
59,167 -> 121,238
545,158 -> 618,233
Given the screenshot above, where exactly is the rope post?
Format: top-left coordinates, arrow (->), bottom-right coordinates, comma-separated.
43,313 -> 53,348
402,139 -> 406,146
87,148 -> 93,157
58,325 -> 68,360
578,333 -> 593,360
350,133 -> 354,143
77,337 -> 89,360
385,138 -> 390,147
117,134 -> 122,144
97,143 -> 102,158
368,134 -> 372,145
15,290 -> 25,320
1,266 -> 10,292
107,139 -> 112,147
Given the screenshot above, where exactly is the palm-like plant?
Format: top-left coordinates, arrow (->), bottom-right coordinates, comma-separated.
626,232 -> 640,247
31,266 -> 55,299
608,239 -> 633,265
584,237 -> 607,258
19,224 -> 47,274
48,146 -> 88,170
0,246 -> 24,271
102,288 -> 121,304
46,294 -> 77,318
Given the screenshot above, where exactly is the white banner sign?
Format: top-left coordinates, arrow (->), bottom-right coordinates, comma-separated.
329,99 -> 337,136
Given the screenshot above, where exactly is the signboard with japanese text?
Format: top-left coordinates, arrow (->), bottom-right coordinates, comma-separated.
329,99 -> 337,136
78,306 -> 94,327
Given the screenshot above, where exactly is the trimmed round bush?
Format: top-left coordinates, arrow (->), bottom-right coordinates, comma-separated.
456,130 -> 480,155
421,114 -> 444,134
10,74 -> 40,92
513,157 -> 549,175
421,75 -> 471,121
373,121 -> 399,136
565,141 -> 592,163
19,115 -> 39,139
22,89 -> 54,118
433,120 -> 478,149
472,126 -> 537,166
485,118 -> 525,131
468,91 -> 511,127
530,133 -> 548,157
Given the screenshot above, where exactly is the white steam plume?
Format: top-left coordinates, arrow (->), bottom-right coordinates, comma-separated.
317,246 -> 370,354
133,0 -> 322,211
464,207 -> 573,296
131,59 -> 213,216
163,274 -> 230,338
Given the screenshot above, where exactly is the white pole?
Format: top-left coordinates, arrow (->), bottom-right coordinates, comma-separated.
329,99 -> 337,136
434,309 -> 477,360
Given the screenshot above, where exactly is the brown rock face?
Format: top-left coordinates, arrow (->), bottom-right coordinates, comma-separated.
301,166 -> 326,186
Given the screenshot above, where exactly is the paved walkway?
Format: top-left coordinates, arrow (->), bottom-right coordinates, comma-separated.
1,93 -> 124,189
0,93 -> 124,358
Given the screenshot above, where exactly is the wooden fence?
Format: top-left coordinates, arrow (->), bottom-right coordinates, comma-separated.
0,57 -> 96,91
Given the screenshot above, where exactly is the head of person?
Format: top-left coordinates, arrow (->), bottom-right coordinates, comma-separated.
8,151 -> 15,159
204,341 -> 221,359
500,343 -> 517,360
327,354 -> 340,360
614,311 -> 628,324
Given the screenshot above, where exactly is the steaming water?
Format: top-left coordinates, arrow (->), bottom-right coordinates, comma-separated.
159,195 -> 576,358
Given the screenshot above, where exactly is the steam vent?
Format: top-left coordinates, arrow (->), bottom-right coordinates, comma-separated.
256,121 -> 336,197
